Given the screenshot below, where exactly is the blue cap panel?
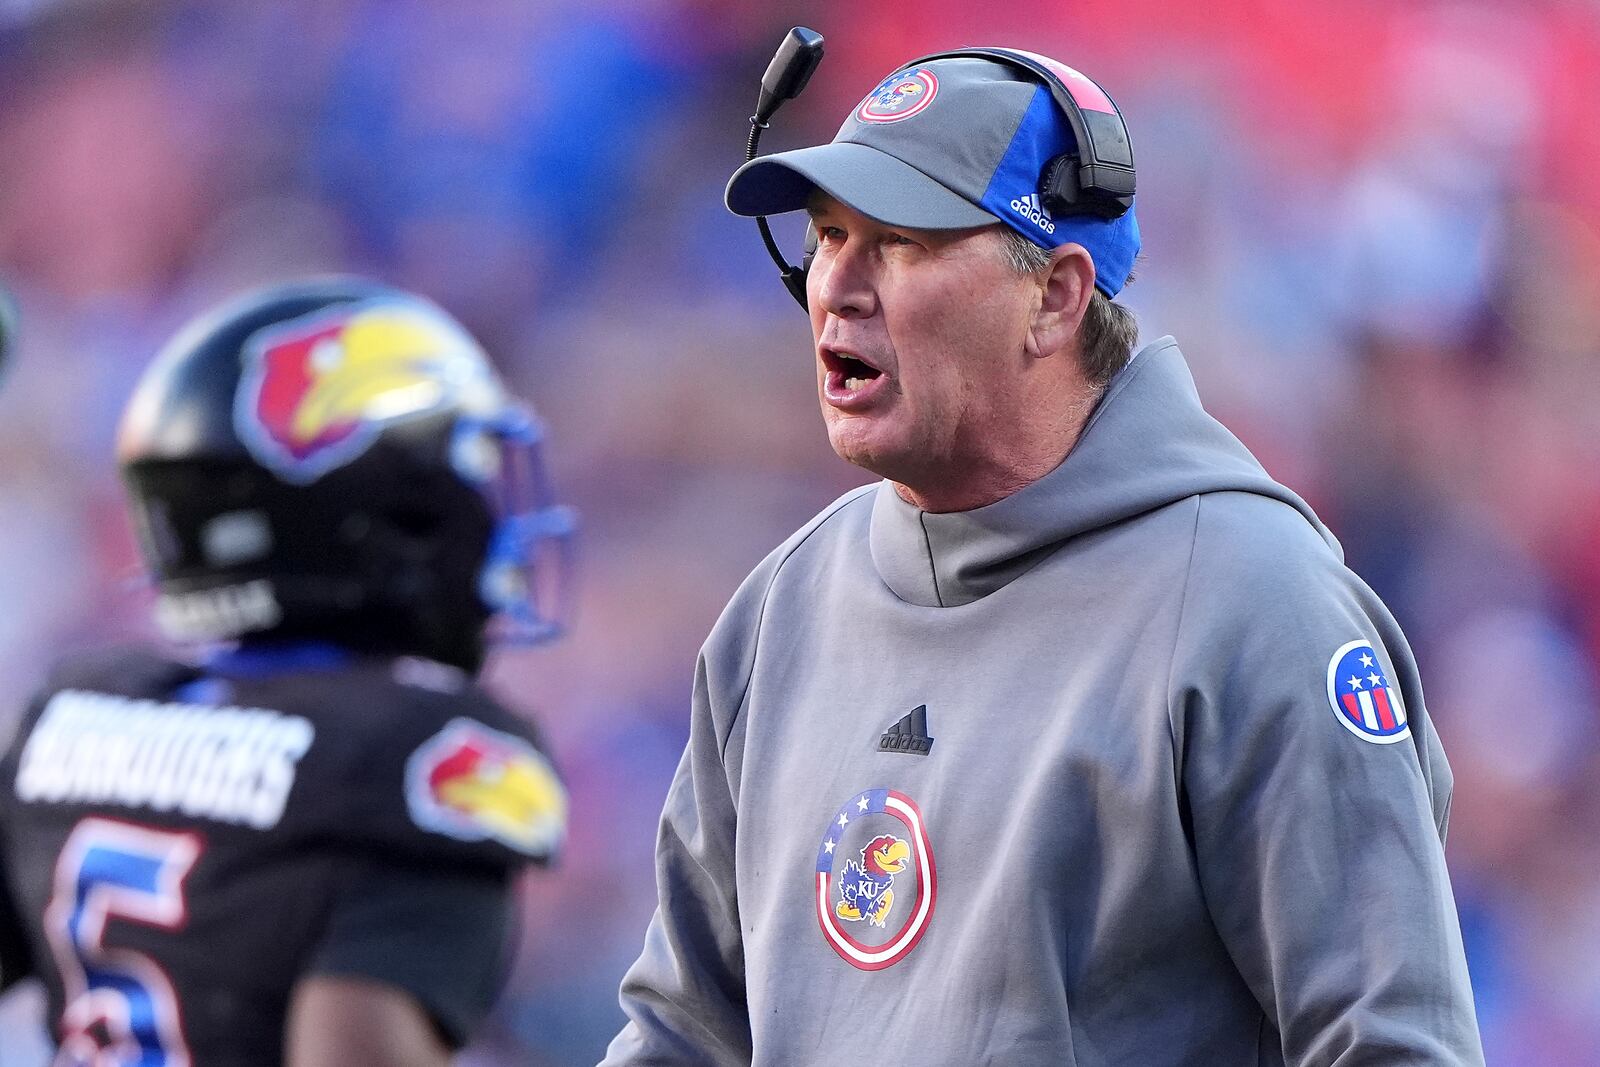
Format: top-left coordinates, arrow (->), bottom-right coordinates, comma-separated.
979,87 -> 1140,297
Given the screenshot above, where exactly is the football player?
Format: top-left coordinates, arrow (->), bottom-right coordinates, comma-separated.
0,277 -> 575,1066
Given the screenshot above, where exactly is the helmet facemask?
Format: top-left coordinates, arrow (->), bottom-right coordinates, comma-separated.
449,406 -> 577,649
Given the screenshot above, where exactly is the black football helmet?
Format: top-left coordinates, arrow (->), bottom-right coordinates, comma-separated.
117,277 -> 575,671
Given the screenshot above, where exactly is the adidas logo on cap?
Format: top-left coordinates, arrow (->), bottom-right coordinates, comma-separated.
1009,192 -> 1056,234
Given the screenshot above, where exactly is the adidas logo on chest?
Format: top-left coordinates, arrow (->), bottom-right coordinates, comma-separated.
879,705 -> 933,755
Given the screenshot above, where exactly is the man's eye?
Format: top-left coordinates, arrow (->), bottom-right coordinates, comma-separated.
889,234 -> 918,247
815,225 -> 845,241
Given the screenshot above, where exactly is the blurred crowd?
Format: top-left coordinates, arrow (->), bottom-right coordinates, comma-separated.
1,0 -> 1598,1063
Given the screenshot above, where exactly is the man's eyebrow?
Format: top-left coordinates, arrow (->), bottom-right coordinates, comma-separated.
804,195 -> 840,218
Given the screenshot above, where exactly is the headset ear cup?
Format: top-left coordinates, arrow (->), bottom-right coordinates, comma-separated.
802,221 -> 818,283
1040,154 -> 1080,216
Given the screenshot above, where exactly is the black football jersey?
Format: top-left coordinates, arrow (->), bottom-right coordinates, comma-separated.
0,643 -> 565,1066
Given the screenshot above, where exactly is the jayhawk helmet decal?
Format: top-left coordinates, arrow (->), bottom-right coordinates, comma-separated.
234,299 -> 501,484
117,277 -> 575,670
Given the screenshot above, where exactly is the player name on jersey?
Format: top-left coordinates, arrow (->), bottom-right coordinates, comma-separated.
14,690 -> 315,830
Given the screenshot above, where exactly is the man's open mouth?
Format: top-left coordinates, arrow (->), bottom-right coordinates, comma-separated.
821,348 -> 884,392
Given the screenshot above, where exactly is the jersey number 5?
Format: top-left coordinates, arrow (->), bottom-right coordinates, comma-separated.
44,818 -> 201,1067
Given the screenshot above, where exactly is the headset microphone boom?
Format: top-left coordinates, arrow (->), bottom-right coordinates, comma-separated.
745,26 -> 826,309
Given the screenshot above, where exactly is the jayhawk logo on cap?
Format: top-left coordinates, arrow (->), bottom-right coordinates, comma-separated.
234,299 -> 498,483
856,68 -> 939,124
405,718 -> 566,856
815,788 -> 936,970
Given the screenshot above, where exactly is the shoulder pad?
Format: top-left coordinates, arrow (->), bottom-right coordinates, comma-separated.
41,645 -> 201,700
402,711 -> 566,861
286,663 -> 565,872
7,645 -> 202,757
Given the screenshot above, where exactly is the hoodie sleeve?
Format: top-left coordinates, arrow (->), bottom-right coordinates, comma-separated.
1171,494 -> 1483,1067
602,487 -> 871,1066
600,569 -> 771,1067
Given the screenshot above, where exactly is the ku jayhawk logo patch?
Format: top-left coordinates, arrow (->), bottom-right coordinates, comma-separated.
837,834 -> 910,926
815,789 -> 936,971
405,718 -> 567,856
1326,640 -> 1411,744
855,68 -> 939,124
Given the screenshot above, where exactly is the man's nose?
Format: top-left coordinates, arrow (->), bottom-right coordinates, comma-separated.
812,241 -> 878,320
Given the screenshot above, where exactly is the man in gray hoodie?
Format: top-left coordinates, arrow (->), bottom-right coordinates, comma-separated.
602,48 -> 1484,1066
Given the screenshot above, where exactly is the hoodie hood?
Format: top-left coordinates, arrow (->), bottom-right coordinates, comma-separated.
869,337 -> 1339,607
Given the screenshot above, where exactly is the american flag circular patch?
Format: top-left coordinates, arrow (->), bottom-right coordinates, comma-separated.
855,68 -> 939,124
814,788 -> 936,970
1326,640 -> 1412,744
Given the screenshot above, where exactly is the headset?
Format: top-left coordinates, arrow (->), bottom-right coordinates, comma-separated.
745,30 -> 1137,310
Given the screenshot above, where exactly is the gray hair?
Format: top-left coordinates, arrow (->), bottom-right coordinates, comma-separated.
997,227 -> 1138,386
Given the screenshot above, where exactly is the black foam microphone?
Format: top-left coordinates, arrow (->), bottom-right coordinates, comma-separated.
756,27 -> 824,126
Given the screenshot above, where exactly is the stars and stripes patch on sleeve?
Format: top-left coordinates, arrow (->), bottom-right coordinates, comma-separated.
1325,639 -> 1412,745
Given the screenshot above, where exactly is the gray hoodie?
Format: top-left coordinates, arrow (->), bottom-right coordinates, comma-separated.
602,338 -> 1483,1066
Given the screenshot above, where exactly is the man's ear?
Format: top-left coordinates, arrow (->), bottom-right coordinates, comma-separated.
1025,244 -> 1095,360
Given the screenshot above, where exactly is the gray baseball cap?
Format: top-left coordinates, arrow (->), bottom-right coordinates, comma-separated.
725,54 -> 1141,296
